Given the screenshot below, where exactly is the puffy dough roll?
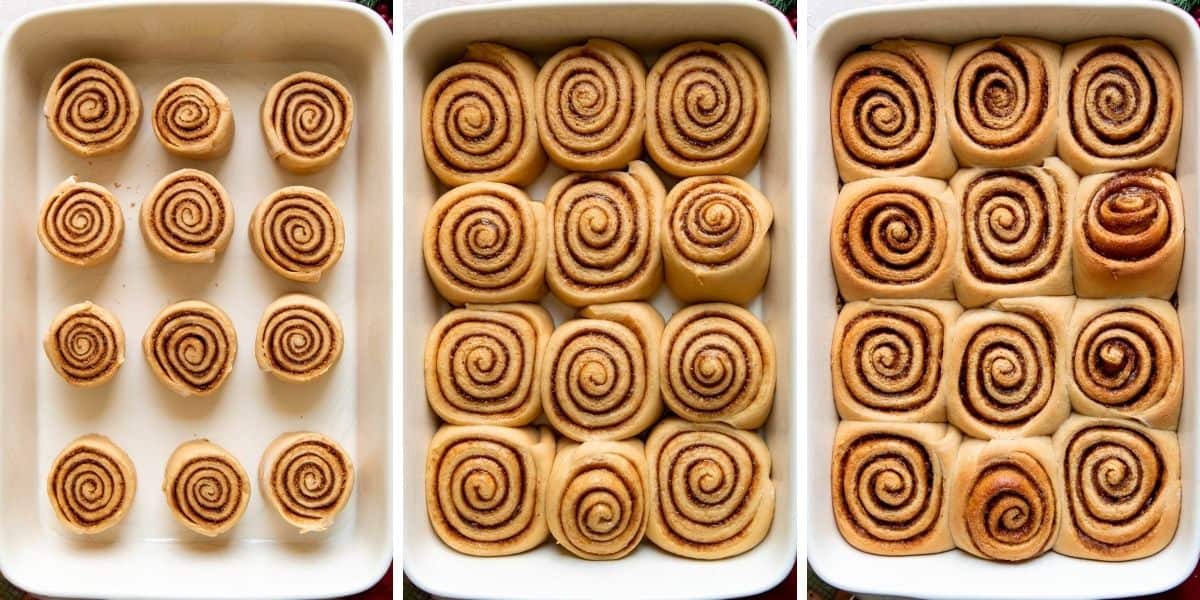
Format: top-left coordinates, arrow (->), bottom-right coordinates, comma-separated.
423,182 -> 546,305
47,434 -> 136,535
1068,298 -> 1183,430
425,303 -> 553,427
163,439 -> 250,537
946,296 -> 1073,439
261,71 -> 354,174
38,177 -> 123,267
831,39 -> 956,182
832,299 -> 962,423
542,302 -> 663,441
1058,38 -> 1183,175
546,439 -> 649,560
831,421 -> 959,556
421,43 -> 546,187
249,186 -> 345,283
1073,168 -> 1183,299
946,37 -> 1061,167
259,431 -> 354,533
535,39 -> 646,172
44,58 -> 141,157
662,176 -> 772,305
949,437 -> 1061,562
140,169 -> 234,263
831,177 -> 958,301
44,301 -> 125,387
546,160 -> 664,307
951,157 -> 1078,307
153,77 -> 234,159
646,418 -> 775,559
660,303 -> 775,429
645,42 -> 769,177
143,300 -> 237,397
425,425 -> 555,556
255,294 -> 343,383
1053,415 -> 1180,561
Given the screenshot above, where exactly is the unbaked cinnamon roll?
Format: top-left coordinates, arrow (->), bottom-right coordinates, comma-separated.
831,421 -> 959,556
44,302 -> 124,387
140,169 -> 233,263
153,77 -> 234,159
1059,38 -> 1182,175
261,71 -> 353,174
249,186 -> 345,283
47,434 -> 136,535
422,43 -> 546,187
546,161 -> 664,306
646,42 -> 769,177
646,419 -> 775,559
542,302 -> 663,441
44,58 -> 141,157
163,439 -> 250,537
38,177 -> 123,267
259,431 -> 354,533
143,300 -> 237,397
256,294 -> 343,383
426,425 -> 555,556
546,439 -> 649,560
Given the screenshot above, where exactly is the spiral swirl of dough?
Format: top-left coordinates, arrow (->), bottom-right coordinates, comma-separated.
44,302 -> 124,387
163,440 -> 250,537
143,300 -> 236,397
44,58 -> 141,157
261,71 -> 353,174
546,441 -> 649,560
951,40 -> 1053,158
260,432 -> 354,533
1072,305 -> 1179,420
958,317 -> 1055,430
153,77 -> 234,159
38,178 -> 123,267
47,434 -> 136,535
249,186 -> 345,283
959,449 -> 1058,561
961,170 -> 1065,283
256,294 -> 343,383
141,169 -> 233,263
834,303 -> 946,418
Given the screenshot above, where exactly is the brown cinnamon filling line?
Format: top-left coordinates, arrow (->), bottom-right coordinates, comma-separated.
669,183 -> 760,269
563,463 -> 644,555
962,171 -> 1062,283
544,57 -> 635,155
669,312 -> 762,416
441,318 -> 526,411
156,86 -> 218,142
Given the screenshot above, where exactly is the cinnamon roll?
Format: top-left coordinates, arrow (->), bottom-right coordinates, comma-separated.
949,437 -> 1060,562
261,71 -> 353,174
546,161 -> 664,306
44,302 -> 124,387
153,77 -> 234,159
140,169 -> 233,263
426,425 -> 555,556
946,296 -> 1072,439
259,431 -> 354,533
645,42 -> 769,177
143,300 -> 237,397
646,419 -> 775,559
422,43 -> 546,187
38,177 -> 123,267
163,439 -> 250,537
423,182 -> 546,305
831,177 -> 958,301
662,176 -> 772,305
1053,415 -> 1181,561
425,303 -> 552,427
44,58 -> 141,157
950,157 -> 1077,307
47,434 -> 136,535
946,37 -> 1061,167
546,439 -> 649,560
255,294 -> 343,383
1059,38 -> 1182,175
1067,298 -> 1183,430
831,40 -> 956,182
831,421 -> 959,556
1073,168 -> 1183,299
832,299 -> 962,423
535,39 -> 646,171
660,303 -> 775,429
541,302 -> 663,441
249,186 -> 345,283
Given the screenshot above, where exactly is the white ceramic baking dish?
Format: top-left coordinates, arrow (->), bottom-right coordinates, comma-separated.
401,1 -> 796,598
0,1 -> 392,598
807,2 -> 1199,598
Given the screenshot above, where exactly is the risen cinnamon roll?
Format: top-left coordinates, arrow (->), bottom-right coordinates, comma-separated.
143,300 -> 237,397
38,177 -> 123,267
140,169 -> 233,263
44,302 -> 124,387
163,439 -> 250,537
262,71 -> 353,174
831,421 -> 959,556
1058,38 -> 1182,175
259,431 -> 354,533
44,58 -> 141,157
547,439 -> 649,560
153,77 -> 234,159
255,294 -> 343,383
47,434 -> 136,535
249,186 -> 345,283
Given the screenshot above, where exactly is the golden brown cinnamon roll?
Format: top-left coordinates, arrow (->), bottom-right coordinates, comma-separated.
140,169 -> 234,263
1067,298 -> 1183,430
44,58 -> 141,157
647,419 -> 775,559
426,425 -> 555,556
546,161 -> 664,306
38,177 -> 123,267
831,177 -> 958,301
646,42 -> 769,177
255,294 -> 343,383
259,431 -> 354,533
831,40 -> 956,182
535,39 -> 646,171
152,77 -> 234,159
261,71 -> 353,174
546,439 -> 649,560
1073,168 -> 1183,299
47,434 -> 136,535
249,186 -> 345,283
422,43 -> 546,187
143,300 -> 237,397
163,439 -> 250,537
1053,415 -> 1180,561
832,299 -> 961,423
831,421 -> 959,556
1058,38 -> 1182,175
44,302 -> 124,387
